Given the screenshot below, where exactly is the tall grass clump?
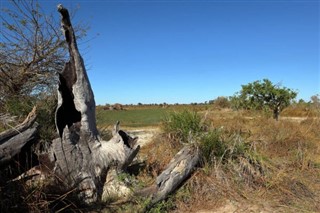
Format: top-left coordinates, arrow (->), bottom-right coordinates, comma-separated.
163,110 -> 267,186
199,131 -> 266,185
162,110 -> 203,145
199,129 -> 227,165
162,110 -> 266,179
158,110 -> 268,212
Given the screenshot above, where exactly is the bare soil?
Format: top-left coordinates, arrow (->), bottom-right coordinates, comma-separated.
127,127 -> 160,147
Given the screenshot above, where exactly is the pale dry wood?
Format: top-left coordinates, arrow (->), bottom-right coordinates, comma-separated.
152,146 -> 200,204
136,145 -> 200,210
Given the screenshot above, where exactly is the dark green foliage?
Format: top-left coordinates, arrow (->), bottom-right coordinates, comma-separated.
230,79 -> 297,119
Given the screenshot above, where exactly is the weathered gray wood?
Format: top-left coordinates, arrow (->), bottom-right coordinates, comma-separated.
52,5 -> 140,204
136,146 -> 200,209
0,127 -> 38,166
53,5 -> 200,207
0,107 -> 37,167
153,146 -> 199,203
56,4 -> 98,139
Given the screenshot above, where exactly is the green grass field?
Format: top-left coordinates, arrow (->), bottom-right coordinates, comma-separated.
96,108 -> 169,128
96,105 -> 210,128
96,103 -> 320,129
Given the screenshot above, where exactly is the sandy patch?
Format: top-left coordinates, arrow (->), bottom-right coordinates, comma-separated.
127,127 -> 160,147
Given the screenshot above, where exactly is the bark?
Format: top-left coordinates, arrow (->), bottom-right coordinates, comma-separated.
0,106 -> 37,167
273,104 -> 280,121
51,5 -> 139,204
152,146 -> 199,204
137,146 -> 200,209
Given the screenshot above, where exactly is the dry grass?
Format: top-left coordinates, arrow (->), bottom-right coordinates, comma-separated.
282,104 -> 320,117
206,109 -> 319,212
0,173 -> 80,212
96,106 -> 319,212
1,105 -> 319,212
137,107 -> 320,212
140,133 -> 180,179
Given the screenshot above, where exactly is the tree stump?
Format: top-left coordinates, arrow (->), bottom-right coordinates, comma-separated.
51,5 -> 139,204
51,4 -> 200,207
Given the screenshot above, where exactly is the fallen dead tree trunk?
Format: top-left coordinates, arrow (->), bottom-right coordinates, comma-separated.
0,106 -> 37,167
150,146 -> 199,204
136,146 -> 200,209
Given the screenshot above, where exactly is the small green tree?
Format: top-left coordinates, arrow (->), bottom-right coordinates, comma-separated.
232,79 -> 297,120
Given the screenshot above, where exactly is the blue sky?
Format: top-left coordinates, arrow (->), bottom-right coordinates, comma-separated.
2,0 -> 320,105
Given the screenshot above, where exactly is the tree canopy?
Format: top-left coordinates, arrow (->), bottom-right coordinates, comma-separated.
231,79 -> 297,120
